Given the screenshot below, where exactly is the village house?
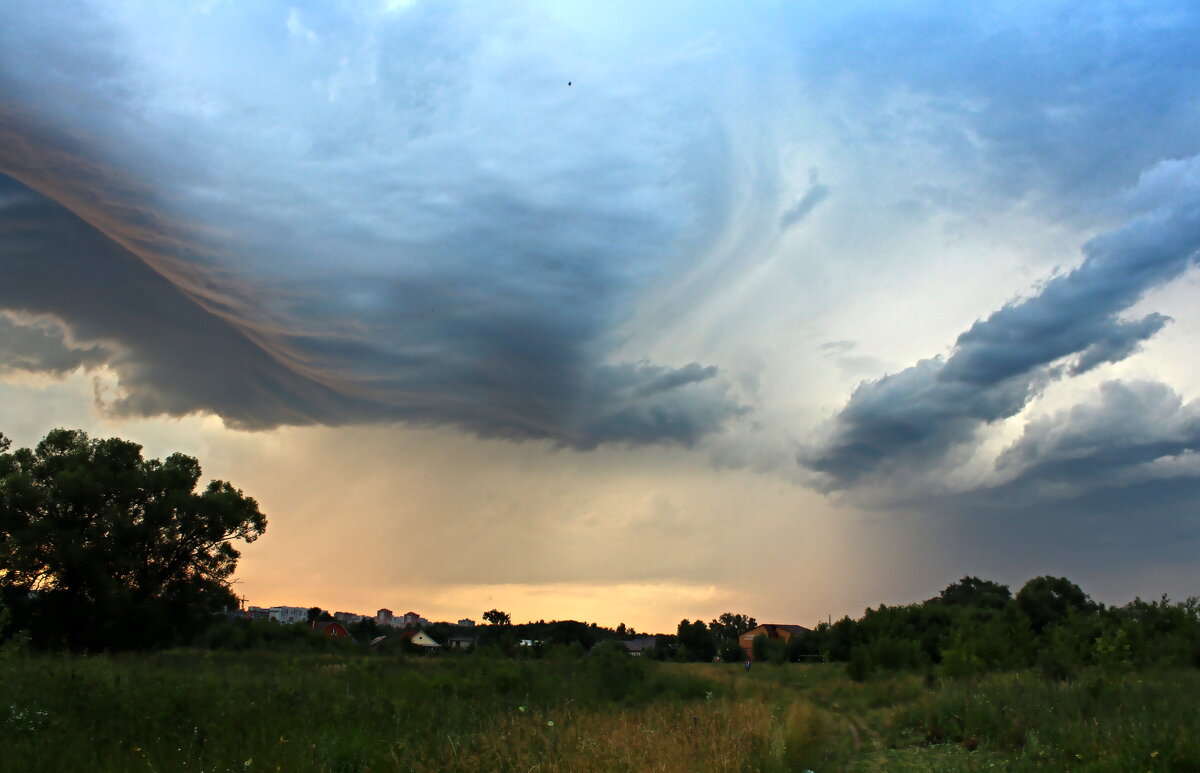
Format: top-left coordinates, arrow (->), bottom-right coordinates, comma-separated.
447,635 -> 476,650
312,620 -> 351,638
399,629 -> 441,650
740,624 -> 810,660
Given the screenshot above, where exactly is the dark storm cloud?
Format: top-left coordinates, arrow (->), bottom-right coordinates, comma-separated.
0,313 -> 109,377
994,380 -> 1200,496
0,176 -> 366,427
804,156 -> 1200,489
0,2 -> 744,446
0,173 -> 742,444
900,381 -> 1200,577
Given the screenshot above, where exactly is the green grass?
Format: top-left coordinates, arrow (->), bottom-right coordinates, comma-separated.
2,651 -> 1199,771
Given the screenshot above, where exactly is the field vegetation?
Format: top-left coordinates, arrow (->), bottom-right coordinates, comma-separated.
3,646 -> 1200,772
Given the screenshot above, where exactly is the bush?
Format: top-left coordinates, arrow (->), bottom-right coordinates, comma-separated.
846,646 -> 872,682
718,638 -> 745,663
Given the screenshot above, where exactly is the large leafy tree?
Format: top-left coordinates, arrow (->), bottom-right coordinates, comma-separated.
708,612 -> 758,641
0,428 -> 266,650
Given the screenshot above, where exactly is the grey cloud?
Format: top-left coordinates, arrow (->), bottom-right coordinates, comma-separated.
0,313 -> 110,377
780,172 -> 829,231
899,381 -> 1200,581
995,380 -> 1200,494
804,156 -> 1200,489
819,340 -> 856,356
0,1 -> 753,448
572,362 -> 742,449
0,174 -> 742,444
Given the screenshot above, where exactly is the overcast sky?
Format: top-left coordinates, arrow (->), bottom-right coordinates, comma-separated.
2,0 -> 1200,632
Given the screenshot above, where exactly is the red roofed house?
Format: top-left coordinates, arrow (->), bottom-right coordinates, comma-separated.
312,620 -> 351,638
740,624 -> 810,660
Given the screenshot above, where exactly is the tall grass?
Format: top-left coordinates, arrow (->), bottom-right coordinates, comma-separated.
3,651 -> 1197,771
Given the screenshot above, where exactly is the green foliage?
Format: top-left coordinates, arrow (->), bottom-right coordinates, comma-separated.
0,428 -> 266,651
1016,575 -> 1095,634
751,633 -> 769,663
938,576 -> 1012,609
196,619 -> 356,653
1093,627 -> 1133,675
846,645 -> 872,681
794,574 -> 1200,681
676,619 -> 716,662
708,612 -> 757,641
717,638 -> 744,663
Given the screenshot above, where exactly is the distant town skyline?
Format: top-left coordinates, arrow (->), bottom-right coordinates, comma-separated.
3,1 -> 1200,633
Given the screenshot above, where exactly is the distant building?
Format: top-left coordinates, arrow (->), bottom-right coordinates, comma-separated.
334,611 -> 364,624
620,637 -> 658,657
313,621 -> 351,638
401,611 -> 422,628
740,624 -> 810,660
247,606 -> 271,621
457,618 -> 475,627
376,608 -> 394,626
447,635 -> 476,650
269,606 -> 308,625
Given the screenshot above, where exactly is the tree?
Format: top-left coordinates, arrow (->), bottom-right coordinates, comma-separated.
676,619 -> 717,662
483,609 -> 511,626
0,428 -> 266,650
937,577 -> 1012,609
708,612 -> 757,641
1016,576 -> 1094,634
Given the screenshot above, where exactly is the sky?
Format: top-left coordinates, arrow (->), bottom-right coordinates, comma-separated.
2,0 -> 1200,633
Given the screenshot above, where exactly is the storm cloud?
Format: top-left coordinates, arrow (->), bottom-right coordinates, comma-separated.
0,1 -> 744,446
805,156 -> 1200,489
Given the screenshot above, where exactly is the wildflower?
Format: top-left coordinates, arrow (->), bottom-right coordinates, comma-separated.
1151,751 -> 1160,758
518,706 -> 526,712
547,720 -> 554,727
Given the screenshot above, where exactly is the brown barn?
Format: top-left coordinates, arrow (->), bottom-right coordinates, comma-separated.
740,624 -> 809,660
312,620 -> 351,638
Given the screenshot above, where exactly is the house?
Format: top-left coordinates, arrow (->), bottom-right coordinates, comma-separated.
620,637 -> 658,657
399,629 -> 441,650
447,635 -> 476,650
312,620 -> 351,638
740,624 -> 810,660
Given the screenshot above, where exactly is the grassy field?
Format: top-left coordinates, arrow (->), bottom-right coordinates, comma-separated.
2,649 -> 1198,772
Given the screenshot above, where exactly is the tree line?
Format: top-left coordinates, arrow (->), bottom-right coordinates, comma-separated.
771,576 -> 1200,681
4,427 -> 1199,676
